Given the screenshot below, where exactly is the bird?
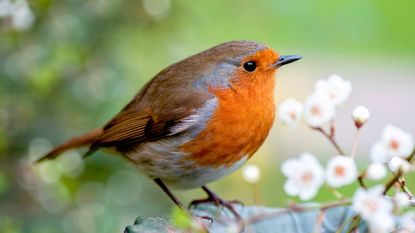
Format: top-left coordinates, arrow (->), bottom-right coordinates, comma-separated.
36,40 -> 301,219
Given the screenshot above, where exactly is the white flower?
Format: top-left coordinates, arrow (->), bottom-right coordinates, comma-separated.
278,98 -> 303,127
388,156 -> 411,173
395,192 -> 410,208
368,213 -> 395,233
304,94 -> 335,127
0,0 -> 14,17
370,125 -> 414,163
315,74 -> 352,106
10,0 -> 35,31
366,163 -> 387,181
382,125 -> 414,158
353,186 -> 394,228
370,142 -> 390,163
281,152 -> 325,201
325,156 -> 358,187
398,212 -> 415,233
242,165 -> 260,184
352,106 -> 370,128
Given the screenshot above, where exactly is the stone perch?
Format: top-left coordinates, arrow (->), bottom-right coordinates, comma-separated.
124,203 -> 367,232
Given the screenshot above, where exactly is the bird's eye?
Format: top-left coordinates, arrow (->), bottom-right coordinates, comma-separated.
243,61 -> 256,72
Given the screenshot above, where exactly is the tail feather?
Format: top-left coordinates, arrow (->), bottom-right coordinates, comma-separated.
35,128 -> 103,163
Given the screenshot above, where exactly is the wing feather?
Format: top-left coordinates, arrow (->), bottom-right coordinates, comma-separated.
86,60 -> 215,155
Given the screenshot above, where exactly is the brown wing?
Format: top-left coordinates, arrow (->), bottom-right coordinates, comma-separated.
86,105 -> 188,156
85,48 -> 222,156
86,91 -> 213,156
93,108 -> 150,147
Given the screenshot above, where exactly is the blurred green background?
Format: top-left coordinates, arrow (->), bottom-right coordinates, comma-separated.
1,0 -> 415,232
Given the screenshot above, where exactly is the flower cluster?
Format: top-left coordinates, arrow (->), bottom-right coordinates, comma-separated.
280,153 -> 358,200
0,0 -> 35,31
277,74 -> 415,232
353,186 -> 395,232
371,125 -> 414,164
278,74 -> 351,128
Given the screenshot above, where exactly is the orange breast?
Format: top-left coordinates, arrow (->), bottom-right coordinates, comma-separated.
180,67 -> 277,167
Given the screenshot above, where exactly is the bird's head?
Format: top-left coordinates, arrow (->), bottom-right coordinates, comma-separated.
190,40 -> 301,91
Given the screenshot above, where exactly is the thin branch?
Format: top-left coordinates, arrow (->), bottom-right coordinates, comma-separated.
385,167 -> 414,199
397,178 -> 414,199
313,209 -> 326,233
384,169 -> 403,195
345,215 -> 362,233
335,213 -> 359,233
311,126 -> 346,155
325,184 -> 344,199
330,121 -> 335,138
357,172 -> 368,189
238,199 -> 351,228
385,159 -> 415,199
383,147 -> 415,195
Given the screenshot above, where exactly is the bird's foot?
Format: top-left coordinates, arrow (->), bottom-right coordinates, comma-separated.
189,189 -> 243,221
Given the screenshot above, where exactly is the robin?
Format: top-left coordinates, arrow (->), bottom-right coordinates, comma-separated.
36,40 -> 301,219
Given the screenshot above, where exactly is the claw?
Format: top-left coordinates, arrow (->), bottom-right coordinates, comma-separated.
229,199 -> 244,207
189,186 -> 244,221
194,215 -> 214,224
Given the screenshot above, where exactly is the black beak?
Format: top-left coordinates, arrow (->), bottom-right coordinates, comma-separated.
272,55 -> 302,68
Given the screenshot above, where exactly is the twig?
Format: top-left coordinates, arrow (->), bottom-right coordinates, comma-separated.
357,172 -> 368,189
385,168 -> 414,199
313,209 -> 326,233
330,121 -> 336,138
335,213 -> 359,233
325,184 -> 344,199
311,126 -> 345,155
397,178 -> 414,199
383,147 -> 415,195
238,199 -> 351,228
384,169 -> 403,195
345,215 -> 362,233
386,162 -> 414,199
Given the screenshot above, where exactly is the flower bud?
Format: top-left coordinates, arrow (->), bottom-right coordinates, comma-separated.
352,106 -> 370,128
366,163 -> 386,180
388,156 -> 411,173
242,165 -> 261,184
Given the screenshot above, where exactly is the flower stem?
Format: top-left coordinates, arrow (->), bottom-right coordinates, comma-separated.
325,184 -> 344,199
350,128 -> 361,159
251,183 -> 262,205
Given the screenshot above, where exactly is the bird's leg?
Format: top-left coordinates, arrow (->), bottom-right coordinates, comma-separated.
154,178 -> 184,208
189,186 -> 243,221
154,179 -> 214,225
